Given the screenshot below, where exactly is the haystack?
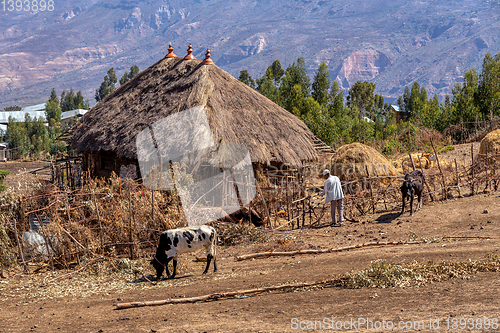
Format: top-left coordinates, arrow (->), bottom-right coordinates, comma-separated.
329,143 -> 398,181
479,129 -> 500,157
71,46 -> 318,178
398,153 -> 434,170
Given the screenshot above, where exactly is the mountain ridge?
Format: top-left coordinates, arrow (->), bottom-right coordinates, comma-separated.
1,0 -> 499,109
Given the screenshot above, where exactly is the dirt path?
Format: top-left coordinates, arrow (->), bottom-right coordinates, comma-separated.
1,193 -> 499,332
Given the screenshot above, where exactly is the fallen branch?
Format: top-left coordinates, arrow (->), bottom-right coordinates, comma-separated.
42,256 -> 106,286
258,229 -> 333,238
115,277 -> 346,310
235,241 -> 422,261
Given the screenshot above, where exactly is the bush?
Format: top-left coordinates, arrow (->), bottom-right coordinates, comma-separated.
0,170 -> 10,192
381,139 -> 404,156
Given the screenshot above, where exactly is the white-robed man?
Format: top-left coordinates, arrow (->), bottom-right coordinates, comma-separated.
320,169 -> 345,226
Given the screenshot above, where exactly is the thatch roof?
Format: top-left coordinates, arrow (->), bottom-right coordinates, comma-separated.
71,56 -> 318,167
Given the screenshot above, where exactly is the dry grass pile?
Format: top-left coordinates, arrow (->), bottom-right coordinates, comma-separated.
329,143 -> 399,181
340,254 -> 500,289
479,129 -> 500,158
396,153 -> 433,171
217,222 -> 269,246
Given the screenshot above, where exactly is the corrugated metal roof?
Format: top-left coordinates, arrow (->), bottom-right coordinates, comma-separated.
390,104 -> 400,112
61,109 -> 88,120
0,107 -> 88,124
0,111 -> 47,124
20,103 -> 46,113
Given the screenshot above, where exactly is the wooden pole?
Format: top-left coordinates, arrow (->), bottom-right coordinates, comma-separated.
383,165 -> 398,202
471,144 -> 475,195
365,166 -> 375,214
408,153 -> 416,171
93,193 -> 104,255
256,180 -> 272,229
302,198 -> 305,228
430,139 -> 446,199
455,158 -> 462,197
485,142 -> 490,192
116,278 -> 347,309
417,155 -> 434,202
128,182 -> 135,260
151,187 -> 155,225
13,218 -> 29,274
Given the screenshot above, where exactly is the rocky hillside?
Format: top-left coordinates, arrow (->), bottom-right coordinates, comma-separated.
1,0 -> 499,108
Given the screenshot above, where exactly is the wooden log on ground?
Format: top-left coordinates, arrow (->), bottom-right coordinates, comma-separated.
235,240 -> 422,261
115,278 -> 346,309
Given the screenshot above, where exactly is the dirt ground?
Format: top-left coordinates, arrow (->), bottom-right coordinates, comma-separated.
0,160 -> 51,188
1,189 -> 499,332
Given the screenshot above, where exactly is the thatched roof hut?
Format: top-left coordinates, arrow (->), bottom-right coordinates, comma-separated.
71,47 -> 318,178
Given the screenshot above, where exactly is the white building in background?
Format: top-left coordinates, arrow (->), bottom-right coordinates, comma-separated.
0,102 -> 87,126
0,103 -> 47,124
60,109 -> 88,126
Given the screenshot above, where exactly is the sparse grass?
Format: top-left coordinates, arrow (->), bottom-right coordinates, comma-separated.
0,170 -> 10,192
339,254 -> 500,289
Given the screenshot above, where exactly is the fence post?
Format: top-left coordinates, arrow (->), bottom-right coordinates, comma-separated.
430,139 -> 447,199
408,153 -> 416,171
471,144 -> 475,195
92,192 -> 104,255
256,180 -> 272,229
365,165 -> 375,214
454,159 -> 462,197
13,217 -> 29,274
127,182 -> 135,260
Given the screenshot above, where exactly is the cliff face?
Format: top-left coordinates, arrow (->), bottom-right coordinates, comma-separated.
334,50 -> 392,89
0,0 -> 499,108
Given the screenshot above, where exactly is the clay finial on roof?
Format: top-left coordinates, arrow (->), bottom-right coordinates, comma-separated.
165,43 -> 177,58
201,48 -> 214,65
184,44 -> 196,60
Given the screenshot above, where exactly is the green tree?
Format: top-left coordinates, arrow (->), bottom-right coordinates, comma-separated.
95,67 -> 117,102
4,105 -> 21,111
60,88 -> 77,112
257,67 -> 280,104
302,97 -> 337,146
346,81 -> 376,119
279,57 -> 311,112
238,70 -> 256,89
269,60 -> 284,86
397,81 -> 430,122
327,81 -> 344,118
476,52 -> 500,121
311,62 -> 330,106
120,64 -> 140,85
417,94 -> 442,130
25,114 -> 49,153
5,117 -> 29,155
45,87 -> 62,129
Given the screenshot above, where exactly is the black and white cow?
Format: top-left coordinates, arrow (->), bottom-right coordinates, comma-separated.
400,170 -> 425,216
151,225 -> 217,281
